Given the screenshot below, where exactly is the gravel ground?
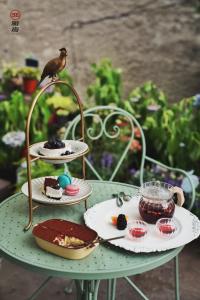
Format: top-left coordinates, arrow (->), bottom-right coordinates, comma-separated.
0,239 -> 199,300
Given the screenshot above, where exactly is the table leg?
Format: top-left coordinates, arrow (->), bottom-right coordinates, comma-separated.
0,257 -> 2,269
75,280 -> 100,300
64,279 -> 74,294
107,279 -> 116,300
174,255 -> 180,300
26,276 -> 52,300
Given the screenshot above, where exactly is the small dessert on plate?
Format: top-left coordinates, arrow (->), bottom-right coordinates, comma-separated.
58,173 -> 72,189
111,214 -> 128,230
39,137 -> 74,157
32,219 -> 98,259
65,184 -> 80,196
42,178 -> 63,200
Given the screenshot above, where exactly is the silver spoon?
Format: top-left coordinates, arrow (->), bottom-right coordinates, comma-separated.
113,193 -> 123,207
86,235 -> 125,248
119,192 -> 132,202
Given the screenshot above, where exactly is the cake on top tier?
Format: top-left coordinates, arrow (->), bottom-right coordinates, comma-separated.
39,137 -> 73,157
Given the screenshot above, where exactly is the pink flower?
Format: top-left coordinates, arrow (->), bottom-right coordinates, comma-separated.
121,136 -> 142,152
134,127 -> 141,138
130,139 -> 142,152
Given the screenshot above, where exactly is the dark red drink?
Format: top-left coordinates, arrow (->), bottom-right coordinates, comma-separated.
129,227 -> 146,238
159,224 -> 175,234
139,197 -> 175,224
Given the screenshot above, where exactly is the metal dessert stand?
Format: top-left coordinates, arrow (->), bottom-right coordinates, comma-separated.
24,80 -> 88,231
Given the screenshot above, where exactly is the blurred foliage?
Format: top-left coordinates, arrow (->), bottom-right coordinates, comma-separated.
0,59 -> 199,217
19,66 -> 40,79
129,84 -> 200,171
0,69 -> 76,172
46,94 -> 78,116
87,60 -> 200,175
0,91 -> 27,133
2,63 -> 40,80
86,60 -> 200,216
16,160 -> 63,190
2,63 -> 20,80
56,69 -> 74,96
87,59 -> 134,113
87,59 -> 122,106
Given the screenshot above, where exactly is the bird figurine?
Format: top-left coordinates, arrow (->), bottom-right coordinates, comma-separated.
38,48 -> 68,86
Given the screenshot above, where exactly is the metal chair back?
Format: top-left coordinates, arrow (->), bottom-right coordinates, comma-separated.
64,105 -> 195,210
65,105 -> 146,185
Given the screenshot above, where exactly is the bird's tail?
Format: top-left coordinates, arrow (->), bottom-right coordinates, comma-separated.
37,79 -> 42,87
37,70 -> 46,88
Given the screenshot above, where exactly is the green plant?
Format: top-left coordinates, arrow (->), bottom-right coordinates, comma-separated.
87,59 -> 122,106
127,82 -> 172,162
169,96 -> 200,169
19,67 -> 40,79
0,91 -> 27,134
0,91 -> 27,166
16,160 -> 63,190
128,81 -> 167,117
2,63 -> 20,80
30,92 -> 52,142
86,61 -> 200,176
0,90 -> 52,168
54,69 -> 74,97
1,63 -> 23,93
46,94 -> 78,116
87,59 -> 136,113
125,82 -> 200,172
0,67 -> 77,175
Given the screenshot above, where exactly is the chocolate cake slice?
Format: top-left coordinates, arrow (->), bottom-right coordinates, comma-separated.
43,178 -> 62,200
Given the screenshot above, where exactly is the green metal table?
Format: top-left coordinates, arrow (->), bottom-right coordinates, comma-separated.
0,180 -> 182,300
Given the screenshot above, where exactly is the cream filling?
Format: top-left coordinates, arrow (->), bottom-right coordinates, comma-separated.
53,236 -> 85,247
42,186 -> 63,199
39,143 -> 72,157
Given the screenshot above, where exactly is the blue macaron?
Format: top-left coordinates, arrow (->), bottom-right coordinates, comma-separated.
58,173 -> 72,189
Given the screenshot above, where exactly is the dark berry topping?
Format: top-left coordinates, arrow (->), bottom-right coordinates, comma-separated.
44,137 -> 65,149
116,214 -> 127,230
61,150 -> 75,156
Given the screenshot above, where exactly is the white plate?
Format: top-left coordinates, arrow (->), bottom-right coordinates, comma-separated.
29,140 -> 89,164
21,176 -> 92,205
84,197 -> 200,253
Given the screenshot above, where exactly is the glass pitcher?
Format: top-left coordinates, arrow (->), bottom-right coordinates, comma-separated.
138,181 -> 185,224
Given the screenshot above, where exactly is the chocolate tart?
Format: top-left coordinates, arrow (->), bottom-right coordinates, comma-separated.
32,219 -> 98,259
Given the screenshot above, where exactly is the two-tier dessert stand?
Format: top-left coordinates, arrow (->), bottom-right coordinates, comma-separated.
23,80 -> 90,231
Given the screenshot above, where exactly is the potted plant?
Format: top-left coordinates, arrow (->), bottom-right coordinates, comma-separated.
25,57 -> 39,68
2,63 -> 23,93
19,67 -> 40,94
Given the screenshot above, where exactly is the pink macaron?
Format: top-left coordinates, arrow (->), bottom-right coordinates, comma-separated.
65,184 -> 79,196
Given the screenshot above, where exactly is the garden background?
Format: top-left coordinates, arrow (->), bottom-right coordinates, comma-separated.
1,1 -> 200,218
0,1 -> 200,300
